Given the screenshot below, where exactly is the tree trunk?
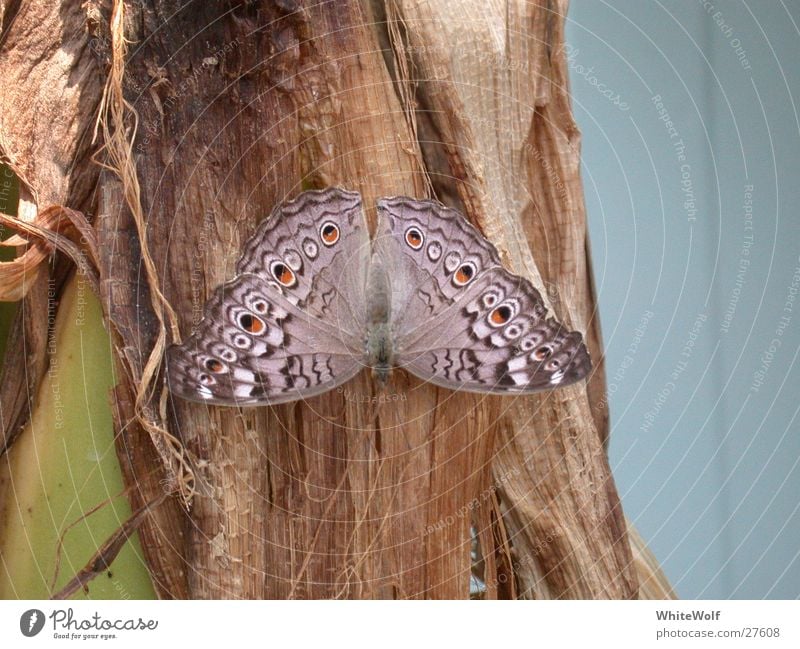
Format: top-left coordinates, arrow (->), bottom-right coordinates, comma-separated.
0,0 -> 673,599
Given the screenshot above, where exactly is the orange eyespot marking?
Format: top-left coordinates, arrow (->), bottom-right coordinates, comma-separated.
454,264 -> 475,286
405,226 -> 424,249
253,300 -> 268,314
205,358 -> 224,373
271,262 -> 295,287
238,313 -> 265,334
490,305 -> 512,325
534,346 -> 552,361
320,222 -> 340,246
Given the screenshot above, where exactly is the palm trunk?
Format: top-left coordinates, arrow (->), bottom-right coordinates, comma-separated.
0,0 -> 673,599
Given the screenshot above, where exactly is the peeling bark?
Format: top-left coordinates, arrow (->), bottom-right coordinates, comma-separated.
0,0 -> 103,481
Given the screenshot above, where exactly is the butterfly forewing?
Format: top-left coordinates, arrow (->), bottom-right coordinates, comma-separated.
236,188 -> 370,339
373,196 -> 504,338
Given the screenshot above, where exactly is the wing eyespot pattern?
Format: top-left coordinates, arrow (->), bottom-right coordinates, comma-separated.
236,311 -> 266,335
444,251 -> 461,274
199,373 -> 215,386
219,348 -> 237,362
405,226 -> 424,250
320,221 -> 340,246
427,241 -> 442,261
284,250 -> 303,271
232,333 -> 252,349
453,262 -> 476,287
489,303 -> 515,327
205,358 -> 226,373
270,261 -> 297,287
503,322 -> 523,339
533,345 -> 552,361
481,290 -> 501,309
302,238 -> 319,259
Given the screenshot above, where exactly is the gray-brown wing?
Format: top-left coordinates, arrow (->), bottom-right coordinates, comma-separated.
372,195 -> 503,338
376,196 -> 591,394
167,273 -> 365,406
167,188 -> 369,406
236,187 -> 370,338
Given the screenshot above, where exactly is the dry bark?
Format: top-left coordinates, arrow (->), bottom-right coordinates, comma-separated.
0,0 -> 672,599
629,521 -> 677,600
387,0 -> 633,597
0,1 -> 103,488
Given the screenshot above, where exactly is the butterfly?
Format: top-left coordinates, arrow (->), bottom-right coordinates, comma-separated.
166,188 -> 591,406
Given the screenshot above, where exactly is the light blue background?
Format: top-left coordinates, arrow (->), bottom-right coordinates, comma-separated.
567,1 -> 800,598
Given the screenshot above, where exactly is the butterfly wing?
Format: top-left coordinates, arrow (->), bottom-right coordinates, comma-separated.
376,196 -> 591,394
167,188 -> 369,406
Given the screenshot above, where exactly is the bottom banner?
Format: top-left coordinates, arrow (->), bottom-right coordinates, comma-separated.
2,600 -> 797,647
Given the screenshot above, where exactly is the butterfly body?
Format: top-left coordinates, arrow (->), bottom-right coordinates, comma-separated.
366,322 -> 393,384
364,258 -> 394,383
167,188 -> 591,406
